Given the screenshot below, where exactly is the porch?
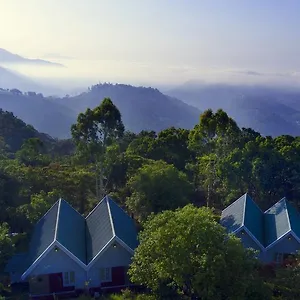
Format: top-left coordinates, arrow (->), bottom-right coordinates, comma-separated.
89,266 -> 132,295
29,273 -> 76,300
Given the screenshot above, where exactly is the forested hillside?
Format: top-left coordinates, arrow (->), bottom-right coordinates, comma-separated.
0,83 -> 200,138
1,99 -> 300,299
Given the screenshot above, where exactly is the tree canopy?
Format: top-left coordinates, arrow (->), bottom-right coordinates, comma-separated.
129,205 -> 267,300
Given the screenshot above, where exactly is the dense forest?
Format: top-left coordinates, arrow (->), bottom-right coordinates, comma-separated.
1,98 -> 300,299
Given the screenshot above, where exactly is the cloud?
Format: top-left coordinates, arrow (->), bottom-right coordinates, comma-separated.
42,53 -> 75,60
231,70 -> 265,76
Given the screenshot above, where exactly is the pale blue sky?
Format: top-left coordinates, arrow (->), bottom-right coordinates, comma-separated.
1,0 -> 300,85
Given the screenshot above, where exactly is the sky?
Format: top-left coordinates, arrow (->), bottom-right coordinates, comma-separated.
1,0 -> 300,86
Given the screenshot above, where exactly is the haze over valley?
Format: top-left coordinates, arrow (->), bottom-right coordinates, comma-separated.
2,1 -> 300,138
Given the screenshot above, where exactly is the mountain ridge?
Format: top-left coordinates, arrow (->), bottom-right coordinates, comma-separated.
0,48 -> 64,67
0,83 -> 201,139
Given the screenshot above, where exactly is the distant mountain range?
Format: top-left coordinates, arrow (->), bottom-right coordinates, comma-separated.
0,48 -> 64,67
0,66 -> 63,96
167,83 -> 300,137
0,84 -> 200,138
1,58 -> 300,138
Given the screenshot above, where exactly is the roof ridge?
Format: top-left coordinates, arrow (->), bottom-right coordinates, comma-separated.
106,196 -> 116,237
246,193 -> 263,213
242,194 -> 247,226
106,195 -> 132,218
285,199 -> 292,231
54,198 -> 62,241
264,197 -> 286,213
85,196 -> 107,219
222,193 -> 247,214
60,198 -> 85,218
34,200 -> 59,228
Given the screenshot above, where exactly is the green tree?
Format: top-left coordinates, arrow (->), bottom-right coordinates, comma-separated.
126,160 -> 192,221
188,110 -> 241,208
16,138 -> 50,166
0,223 -> 14,270
71,98 -> 124,199
17,190 -> 59,224
129,205 -> 268,300
188,109 -> 240,155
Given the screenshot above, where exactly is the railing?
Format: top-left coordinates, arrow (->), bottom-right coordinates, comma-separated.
29,289 -> 76,299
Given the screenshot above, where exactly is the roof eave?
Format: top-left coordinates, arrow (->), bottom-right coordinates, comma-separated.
21,241 -> 55,281
265,230 -> 292,250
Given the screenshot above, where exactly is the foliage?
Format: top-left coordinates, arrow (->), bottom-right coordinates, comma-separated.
269,253 -> 300,299
126,160 -> 192,221
2,98 -> 300,298
0,223 -> 14,269
71,97 -> 124,161
129,205 -> 262,300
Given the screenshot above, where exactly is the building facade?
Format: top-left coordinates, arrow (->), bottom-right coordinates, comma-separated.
221,193 -> 300,264
5,196 -> 138,298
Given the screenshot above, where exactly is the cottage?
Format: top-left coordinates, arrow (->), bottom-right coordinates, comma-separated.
5,196 -> 138,298
221,193 -> 300,264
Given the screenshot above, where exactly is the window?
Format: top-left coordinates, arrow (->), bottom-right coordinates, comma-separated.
274,253 -> 283,264
63,271 -> 75,286
100,267 -> 112,282
64,272 -> 69,285
70,271 -> 75,284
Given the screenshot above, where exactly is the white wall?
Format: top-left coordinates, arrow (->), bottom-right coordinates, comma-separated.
87,241 -> 133,288
28,246 -> 86,289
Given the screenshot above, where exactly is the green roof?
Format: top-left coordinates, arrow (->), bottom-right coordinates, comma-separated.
56,199 -> 86,264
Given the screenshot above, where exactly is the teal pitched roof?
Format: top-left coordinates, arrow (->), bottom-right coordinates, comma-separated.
107,196 -> 139,250
86,197 -> 114,263
85,196 -> 138,263
27,201 -> 59,266
264,198 -> 291,246
221,194 -> 300,249
244,195 -> 264,246
220,194 -> 246,233
56,199 -> 86,264
286,201 -> 300,237
11,195 -> 138,278
221,194 -> 264,246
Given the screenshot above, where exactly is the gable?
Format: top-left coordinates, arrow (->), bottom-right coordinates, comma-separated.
18,195 -> 138,280
88,240 -> 133,270
236,230 -> 261,251
29,245 -> 86,285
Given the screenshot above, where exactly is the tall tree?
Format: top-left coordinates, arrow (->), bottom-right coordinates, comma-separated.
71,98 -> 124,199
